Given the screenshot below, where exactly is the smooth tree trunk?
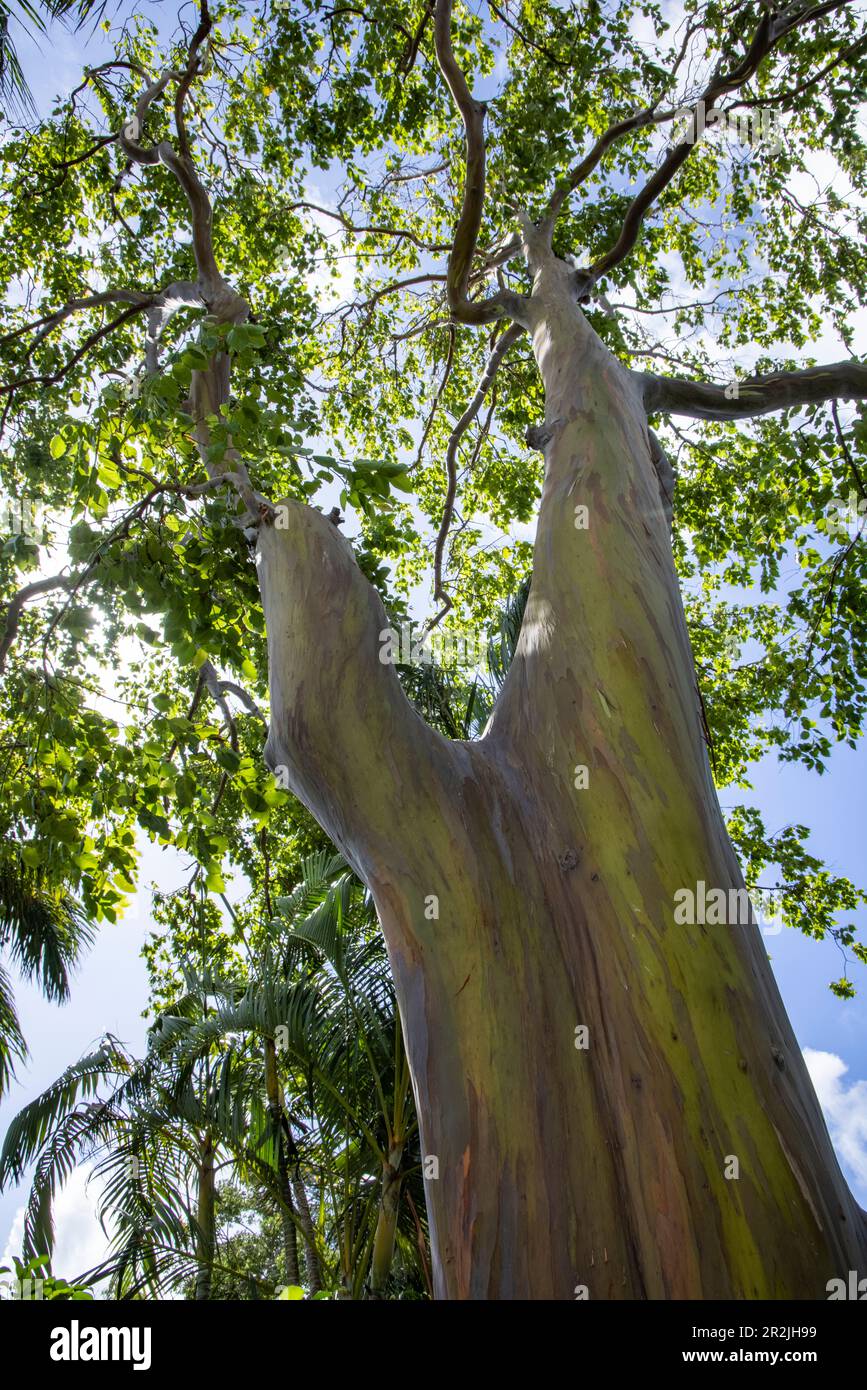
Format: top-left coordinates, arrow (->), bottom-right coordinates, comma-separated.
369,1143 -> 404,1298
195,1132 -> 216,1301
88,0 -> 867,1303
255,248 -> 867,1300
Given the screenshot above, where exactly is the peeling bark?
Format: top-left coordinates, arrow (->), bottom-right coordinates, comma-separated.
258,250 -> 867,1299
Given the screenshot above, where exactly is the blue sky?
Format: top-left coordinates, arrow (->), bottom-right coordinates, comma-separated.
1,1 -> 866,1277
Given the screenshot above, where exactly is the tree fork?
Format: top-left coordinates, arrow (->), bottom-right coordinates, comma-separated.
257,251 -> 867,1298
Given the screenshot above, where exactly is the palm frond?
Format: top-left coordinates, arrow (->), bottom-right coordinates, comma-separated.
0,958 -> 26,1095
0,848 -> 93,1001
0,1035 -> 130,1189
0,1 -> 107,118
487,574 -> 532,690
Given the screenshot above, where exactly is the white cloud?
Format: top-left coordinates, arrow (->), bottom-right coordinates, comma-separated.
803,1048 -> 867,1198
2,1165 -> 112,1288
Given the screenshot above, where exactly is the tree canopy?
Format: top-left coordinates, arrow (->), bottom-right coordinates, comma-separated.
1,0 -> 867,1303
3,0 -> 865,993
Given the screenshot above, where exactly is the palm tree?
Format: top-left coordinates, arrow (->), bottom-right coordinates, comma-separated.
188,852 -> 427,1297
0,3 -> 104,117
1,581 -> 527,1298
138,852 -> 429,1297
0,1032 -> 202,1295
0,840 -> 439,1299
0,843 -> 93,1095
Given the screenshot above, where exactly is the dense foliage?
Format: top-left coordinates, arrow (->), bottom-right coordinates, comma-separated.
1,0 -> 866,1294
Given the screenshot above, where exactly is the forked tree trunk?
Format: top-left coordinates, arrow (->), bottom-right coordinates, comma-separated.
256,252 -> 867,1299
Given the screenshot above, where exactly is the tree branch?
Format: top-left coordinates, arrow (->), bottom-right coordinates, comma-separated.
473,11 -> 704,271
641,359 -> 867,420
0,472 -> 256,671
258,503 -> 439,877
0,290 -> 156,351
585,0 -> 857,286
281,199 -> 452,255
117,5 -> 241,317
0,302 -> 149,401
431,321 -> 524,618
113,7 -> 254,504
0,280 -> 207,414
433,0 -> 516,325
0,576 -> 71,672
201,659 -> 239,750
200,659 -> 265,729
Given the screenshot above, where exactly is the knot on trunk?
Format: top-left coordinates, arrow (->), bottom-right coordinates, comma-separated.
526,418 -> 562,451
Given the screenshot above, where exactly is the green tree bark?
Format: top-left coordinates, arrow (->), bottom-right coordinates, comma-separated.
258,245 -> 867,1300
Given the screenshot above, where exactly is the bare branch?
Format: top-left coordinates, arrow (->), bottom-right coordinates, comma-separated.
586,0 -> 857,286
0,302 -> 149,401
374,158 -> 449,189
201,659 -> 239,749
0,290 -> 156,351
281,199 -> 452,255
431,321 -> 524,618
0,576 -> 71,672
336,272 -> 448,324
414,326 -> 456,471
0,280 -> 208,416
117,6 -> 241,316
641,359 -> 867,421
398,0 -> 435,74
174,1 -> 213,167
112,6 -> 256,505
45,133 -> 117,191
433,0 -> 516,325
217,679 -> 266,724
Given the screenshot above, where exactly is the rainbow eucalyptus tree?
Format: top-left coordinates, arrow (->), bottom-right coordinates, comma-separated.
1,0 -> 867,1298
